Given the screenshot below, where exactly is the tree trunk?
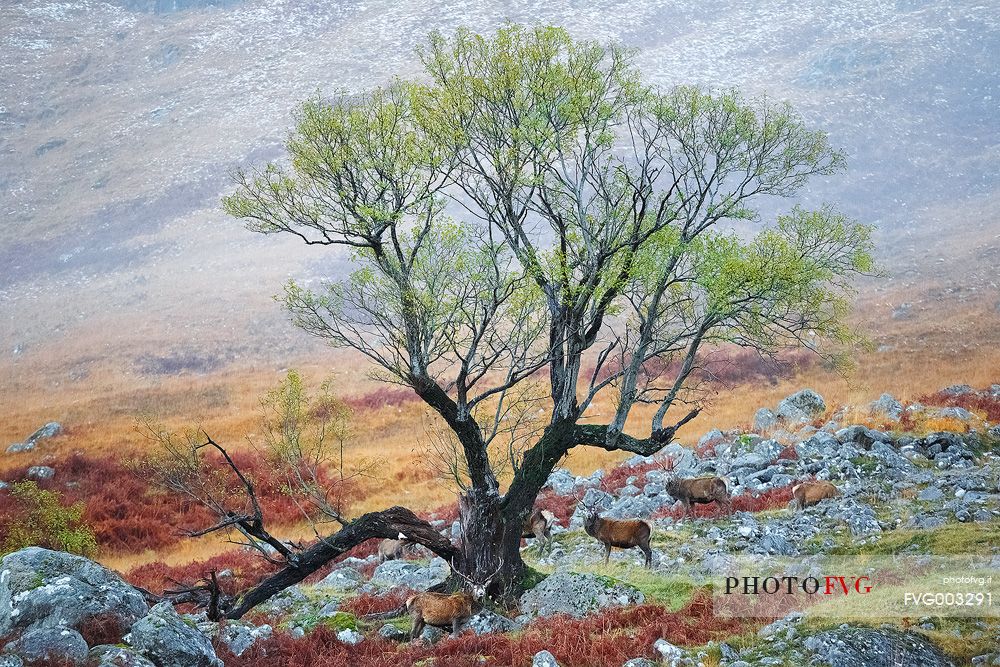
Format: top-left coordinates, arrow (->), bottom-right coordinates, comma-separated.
456,487 -> 524,599
456,422 -> 575,600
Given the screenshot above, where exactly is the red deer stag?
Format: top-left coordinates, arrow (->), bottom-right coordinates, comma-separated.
521,508 -> 556,554
790,480 -> 839,511
665,474 -> 731,518
406,562 -> 499,640
664,458 -> 733,517
582,504 -> 653,568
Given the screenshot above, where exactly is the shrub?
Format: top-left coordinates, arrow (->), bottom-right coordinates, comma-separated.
344,387 -> 418,410
215,589 -> 759,667
0,481 -> 97,556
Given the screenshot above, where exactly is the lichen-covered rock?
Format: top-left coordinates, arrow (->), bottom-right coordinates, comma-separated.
24,467 -> 54,481
545,468 -> 578,495
378,623 -> 408,641
212,621 -> 272,657
0,547 -> 148,638
6,423 -> 62,454
4,627 -> 88,667
337,628 -> 364,645
519,571 -> 643,618
317,566 -> 364,592
653,638 -> 685,665
532,650 -> 560,667
88,645 -> 157,667
802,626 -> 954,666
777,389 -> 826,422
369,558 -> 448,591
466,609 -> 519,635
128,602 -> 222,667
753,408 -> 779,432
869,393 -> 903,421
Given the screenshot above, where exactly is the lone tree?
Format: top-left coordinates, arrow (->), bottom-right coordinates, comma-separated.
190,24 -> 873,614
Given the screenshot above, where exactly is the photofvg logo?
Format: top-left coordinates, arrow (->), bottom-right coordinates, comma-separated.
712,556 -> 1000,619
724,575 -> 872,597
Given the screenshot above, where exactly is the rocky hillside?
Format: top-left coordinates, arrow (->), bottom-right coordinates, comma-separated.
1,384 -> 998,666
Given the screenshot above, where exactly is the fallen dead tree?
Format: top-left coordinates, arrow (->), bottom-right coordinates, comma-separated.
135,423 -> 458,621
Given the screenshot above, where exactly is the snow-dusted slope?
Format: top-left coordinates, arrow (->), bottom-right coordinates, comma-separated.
0,0 -> 997,371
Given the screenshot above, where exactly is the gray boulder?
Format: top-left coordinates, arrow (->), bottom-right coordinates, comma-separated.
6,423 -> 62,454
24,467 -> 54,481
653,638 -> 685,665
753,408 -> 779,432
835,425 -> 889,450
466,609 -> 519,635
0,547 -> 148,638
0,656 -> 20,667
337,628 -> 364,645
622,660 -> 657,667
4,627 -> 88,666
604,494 -> 660,520
317,566 -> 364,592
869,393 -> 903,421
532,650 -> 561,667
88,645 -> 157,667
378,624 -> 408,641
545,468 -> 578,495
918,486 -> 945,502
749,533 -> 798,556
214,621 -> 272,657
776,389 -> 826,422
655,443 -> 698,473
802,626 -> 954,666
942,384 -> 974,396
128,602 -> 222,667
370,558 -> 448,591
520,572 -> 643,618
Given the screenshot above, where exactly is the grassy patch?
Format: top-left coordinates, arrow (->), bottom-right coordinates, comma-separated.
830,522 -> 1000,556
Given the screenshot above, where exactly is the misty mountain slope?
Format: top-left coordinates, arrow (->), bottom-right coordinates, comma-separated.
0,0 -> 997,382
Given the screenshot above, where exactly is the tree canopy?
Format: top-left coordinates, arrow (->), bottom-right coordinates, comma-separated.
221,24 -> 875,592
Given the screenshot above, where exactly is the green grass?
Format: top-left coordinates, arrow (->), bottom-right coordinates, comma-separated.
830,521 -> 1000,556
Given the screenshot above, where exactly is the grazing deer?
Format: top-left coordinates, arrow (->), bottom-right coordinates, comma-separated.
582,504 -> 653,568
790,480 -> 839,511
378,537 -> 414,562
665,475 -> 732,518
406,562 -> 499,640
521,508 -> 556,554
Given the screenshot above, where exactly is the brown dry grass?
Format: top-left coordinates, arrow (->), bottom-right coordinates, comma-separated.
3,199 -> 999,572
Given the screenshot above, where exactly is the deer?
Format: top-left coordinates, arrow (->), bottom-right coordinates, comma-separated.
406,561 -> 500,640
790,480 -> 839,511
378,537 -> 414,562
661,456 -> 732,518
582,503 -> 653,568
521,508 -> 557,554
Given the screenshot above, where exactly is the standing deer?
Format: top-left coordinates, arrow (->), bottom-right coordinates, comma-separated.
664,459 -> 733,517
406,562 -> 500,640
378,537 -> 414,562
790,480 -> 839,511
665,475 -> 732,518
521,508 -> 556,554
582,504 -> 653,568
